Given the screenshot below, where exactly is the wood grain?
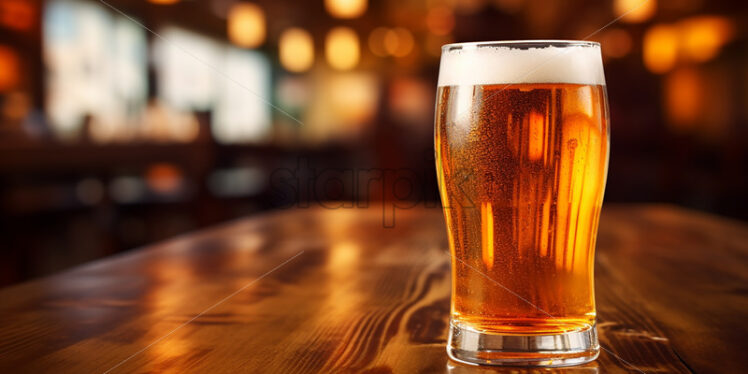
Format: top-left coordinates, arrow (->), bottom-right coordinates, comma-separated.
0,205 -> 745,373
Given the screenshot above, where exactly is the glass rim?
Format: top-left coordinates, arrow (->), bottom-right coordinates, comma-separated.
441,40 -> 600,52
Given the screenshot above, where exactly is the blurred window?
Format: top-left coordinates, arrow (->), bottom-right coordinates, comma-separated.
153,27 -> 221,112
212,47 -> 271,143
43,0 -> 147,139
154,26 -> 272,143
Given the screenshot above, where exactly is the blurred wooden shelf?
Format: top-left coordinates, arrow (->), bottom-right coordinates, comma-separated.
0,204 -> 745,373
0,141 -> 212,173
0,140 -> 351,173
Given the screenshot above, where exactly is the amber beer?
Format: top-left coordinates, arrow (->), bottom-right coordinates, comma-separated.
435,41 -> 609,366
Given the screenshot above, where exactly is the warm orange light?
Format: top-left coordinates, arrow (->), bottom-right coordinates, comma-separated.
383,30 -> 398,56
0,45 -> 20,92
614,0 -> 656,23
664,67 -> 702,131
329,241 -> 360,269
227,3 -> 266,48
481,202 -> 494,269
148,0 -> 180,4
679,16 -> 733,63
324,0 -> 367,19
304,72 -> 379,142
328,73 -> 378,125
146,163 -> 183,193
383,27 -> 414,57
0,0 -> 34,31
325,27 -> 360,70
643,24 -> 677,74
599,29 -> 633,59
370,27 -> 415,58
279,28 -> 314,73
426,6 -> 455,36
527,110 -> 546,161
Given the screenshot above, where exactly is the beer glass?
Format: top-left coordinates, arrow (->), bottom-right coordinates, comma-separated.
435,41 -> 609,366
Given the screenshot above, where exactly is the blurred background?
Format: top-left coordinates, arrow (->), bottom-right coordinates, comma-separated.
0,0 -> 746,286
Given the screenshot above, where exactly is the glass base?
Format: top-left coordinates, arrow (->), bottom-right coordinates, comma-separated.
447,320 -> 600,367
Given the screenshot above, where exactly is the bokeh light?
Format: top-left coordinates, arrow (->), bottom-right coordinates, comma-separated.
665,67 -> 702,132
325,27 -> 360,70
369,27 -> 415,58
679,16 -> 734,63
643,24 -> 678,74
615,0 -> 656,23
146,163 -> 184,194
325,0 -> 367,19
227,3 -> 266,48
0,0 -> 35,31
0,45 -> 20,91
384,28 -> 415,58
279,28 -> 315,73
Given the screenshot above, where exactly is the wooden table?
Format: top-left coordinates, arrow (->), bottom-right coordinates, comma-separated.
1,205 -> 746,373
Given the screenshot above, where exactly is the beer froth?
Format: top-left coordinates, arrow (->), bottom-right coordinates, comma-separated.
438,42 -> 606,87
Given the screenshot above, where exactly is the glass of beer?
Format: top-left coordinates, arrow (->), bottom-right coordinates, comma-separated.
435,41 -> 609,366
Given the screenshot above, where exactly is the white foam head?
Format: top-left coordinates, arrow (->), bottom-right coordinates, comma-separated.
437,41 -> 606,87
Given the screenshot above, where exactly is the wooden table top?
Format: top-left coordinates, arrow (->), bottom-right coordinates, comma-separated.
1,204 -> 746,373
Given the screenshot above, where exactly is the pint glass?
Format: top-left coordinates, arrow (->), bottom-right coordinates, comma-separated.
435,41 -> 609,366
